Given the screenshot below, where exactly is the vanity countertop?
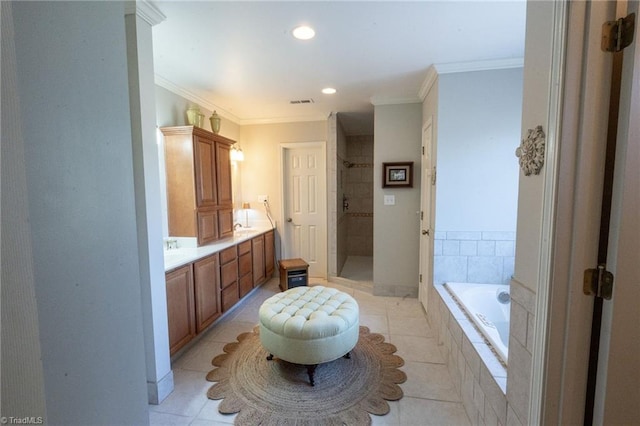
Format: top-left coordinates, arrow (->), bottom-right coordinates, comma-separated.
163,226 -> 273,272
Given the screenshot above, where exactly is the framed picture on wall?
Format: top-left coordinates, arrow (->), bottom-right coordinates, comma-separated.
382,162 -> 413,188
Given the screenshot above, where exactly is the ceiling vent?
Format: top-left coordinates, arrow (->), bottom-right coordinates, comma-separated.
289,99 -> 315,104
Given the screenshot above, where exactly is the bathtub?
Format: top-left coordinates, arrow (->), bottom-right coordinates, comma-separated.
445,282 -> 510,363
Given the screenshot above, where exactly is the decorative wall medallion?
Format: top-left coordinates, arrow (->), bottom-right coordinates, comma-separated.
516,125 -> 546,176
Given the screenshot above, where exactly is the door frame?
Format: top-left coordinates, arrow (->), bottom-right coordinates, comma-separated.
528,0 -> 569,423
278,141 -> 328,279
418,116 -> 435,309
593,1 -> 639,423
534,0 -> 637,423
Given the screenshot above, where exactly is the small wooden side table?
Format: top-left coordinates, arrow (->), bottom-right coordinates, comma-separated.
279,258 -> 309,291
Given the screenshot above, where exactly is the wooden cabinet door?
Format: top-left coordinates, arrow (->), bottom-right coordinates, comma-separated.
163,131 -> 197,238
238,240 -> 253,298
220,248 -> 239,312
197,209 -> 218,245
218,208 -> 234,239
194,136 -> 217,207
215,142 -> 232,206
252,234 -> 266,287
265,230 -> 275,277
193,254 -> 220,333
165,265 -> 195,355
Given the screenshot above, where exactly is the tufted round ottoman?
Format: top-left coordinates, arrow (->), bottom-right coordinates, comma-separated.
259,285 -> 359,386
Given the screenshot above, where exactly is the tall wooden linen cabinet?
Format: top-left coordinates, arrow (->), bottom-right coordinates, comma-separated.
161,125 -> 234,245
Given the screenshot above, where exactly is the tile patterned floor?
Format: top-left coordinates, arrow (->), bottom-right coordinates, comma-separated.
149,277 -> 471,425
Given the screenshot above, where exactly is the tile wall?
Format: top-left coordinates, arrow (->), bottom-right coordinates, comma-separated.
434,231 -> 516,285
344,135 -> 374,257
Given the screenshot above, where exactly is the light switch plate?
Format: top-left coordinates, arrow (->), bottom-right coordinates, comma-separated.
384,195 -> 395,205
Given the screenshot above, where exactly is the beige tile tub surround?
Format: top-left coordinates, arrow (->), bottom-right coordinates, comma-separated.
429,284 -> 510,425
427,279 -> 536,425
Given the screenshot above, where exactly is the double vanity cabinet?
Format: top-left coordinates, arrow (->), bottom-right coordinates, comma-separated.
161,125 -> 276,355
165,229 -> 275,356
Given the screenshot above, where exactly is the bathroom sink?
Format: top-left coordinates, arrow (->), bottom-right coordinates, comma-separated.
163,249 -> 198,269
164,253 -> 186,261
233,228 -> 259,239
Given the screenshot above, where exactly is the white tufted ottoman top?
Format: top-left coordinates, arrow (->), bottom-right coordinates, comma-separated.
259,286 -> 359,340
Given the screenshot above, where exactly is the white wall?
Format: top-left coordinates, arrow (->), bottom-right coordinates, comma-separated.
6,2 -> 149,423
373,103 -> 423,297
437,69 -> 522,232
507,1 -> 558,424
125,8 -> 173,404
1,2 -> 47,418
432,68 -> 523,285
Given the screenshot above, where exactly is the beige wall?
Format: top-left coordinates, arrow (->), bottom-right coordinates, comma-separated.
373,103 -> 423,297
155,85 -> 242,236
155,85 -> 240,141
238,121 -> 328,229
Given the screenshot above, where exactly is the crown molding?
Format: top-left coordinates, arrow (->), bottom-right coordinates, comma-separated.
236,115 -> 329,126
434,57 -> 524,74
418,58 -> 524,101
154,74 -> 240,122
370,95 -> 422,106
418,65 -> 438,101
125,1 -> 166,26
155,75 -> 328,126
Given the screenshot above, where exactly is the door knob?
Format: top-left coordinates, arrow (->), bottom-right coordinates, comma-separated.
422,229 -> 430,236
287,218 -> 293,223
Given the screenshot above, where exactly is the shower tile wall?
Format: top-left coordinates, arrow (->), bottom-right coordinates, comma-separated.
433,231 -> 515,285
345,135 -> 373,256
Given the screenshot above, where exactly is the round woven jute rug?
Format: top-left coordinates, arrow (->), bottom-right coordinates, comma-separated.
206,325 -> 406,425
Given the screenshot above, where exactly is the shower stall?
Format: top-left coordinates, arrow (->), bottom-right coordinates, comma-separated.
337,134 -> 374,283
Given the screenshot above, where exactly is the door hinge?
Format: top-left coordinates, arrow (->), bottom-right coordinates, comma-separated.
583,264 -> 614,300
419,274 -> 422,283
431,167 -> 437,185
422,146 -> 425,156
420,211 -> 424,221
602,13 -> 635,52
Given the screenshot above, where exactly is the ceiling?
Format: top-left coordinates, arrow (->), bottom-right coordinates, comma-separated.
151,1 -> 527,135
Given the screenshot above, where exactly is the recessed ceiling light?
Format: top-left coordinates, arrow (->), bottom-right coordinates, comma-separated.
322,87 -> 337,95
292,25 -> 315,40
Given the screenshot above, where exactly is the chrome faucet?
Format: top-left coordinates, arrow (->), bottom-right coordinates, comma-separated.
234,223 -> 243,230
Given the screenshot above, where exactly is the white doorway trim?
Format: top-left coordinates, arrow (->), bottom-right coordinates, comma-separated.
527,0 -> 568,423
527,0 -> 567,423
279,141 -> 328,279
418,116 -> 435,309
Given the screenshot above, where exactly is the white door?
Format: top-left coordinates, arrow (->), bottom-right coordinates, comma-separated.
539,1 -> 639,423
282,143 -> 327,278
594,1 -> 640,422
418,118 -> 435,308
